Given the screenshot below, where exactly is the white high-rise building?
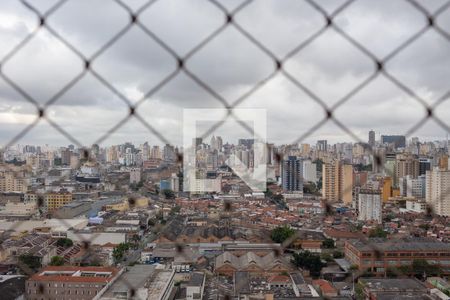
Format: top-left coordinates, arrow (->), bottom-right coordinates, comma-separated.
358,189 -> 382,223
426,167 -> 450,216
302,160 -> 317,182
399,175 -> 425,199
129,168 -> 141,184
170,173 -> 180,192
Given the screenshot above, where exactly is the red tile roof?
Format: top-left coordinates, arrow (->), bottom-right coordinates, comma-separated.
28,266 -> 120,283
313,279 -> 337,294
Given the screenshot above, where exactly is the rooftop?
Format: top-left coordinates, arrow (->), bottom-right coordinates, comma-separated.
147,270 -> 174,300
360,278 -> 427,292
188,272 -> 204,287
101,265 -> 156,298
0,276 -> 26,300
28,266 -> 119,283
349,238 -> 450,252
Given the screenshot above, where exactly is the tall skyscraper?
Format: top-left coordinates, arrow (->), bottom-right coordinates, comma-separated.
302,160 -> 317,182
60,148 -> 71,166
163,144 -> 176,162
419,157 -> 432,176
340,164 -> 353,204
426,167 -> 450,216
439,154 -> 449,171
322,159 -> 353,204
395,153 -> 419,186
210,136 -> 217,150
399,175 -> 425,199
238,139 -> 254,150
358,189 -> 382,223
322,159 -> 340,202
150,145 -> 161,159
216,136 -> 223,152
368,130 -> 375,147
317,140 -> 327,152
141,142 -> 150,161
129,168 -> 141,184
282,156 -> 303,192
381,135 -> 406,148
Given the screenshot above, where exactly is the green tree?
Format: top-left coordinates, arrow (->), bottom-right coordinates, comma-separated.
355,282 -> 365,300
18,254 -> 41,271
411,259 -> 441,277
385,267 -> 398,278
112,242 -> 131,264
332,250 -> 344,258
322,238 -> 335,249
291,251 -> 325,277
419,224 -> 430,231
264,188 -> 273,198
369,226 -> 387,238
361,269 -> 375,277
49,256 -> 65,266
270,225 -> 295,243
320,252 -> 333,262
169,206 -> 181,215
162,189 -> 175,199
56,238 -> 73,248
303,182 -> 317,194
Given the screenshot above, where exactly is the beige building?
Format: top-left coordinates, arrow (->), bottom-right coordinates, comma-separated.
0,172 -> 28,193
426,167 -> 450,216
395,153 -> 419,186
322,159 -> 353,204
45,191 -> 73,212
0,200 -> 37,217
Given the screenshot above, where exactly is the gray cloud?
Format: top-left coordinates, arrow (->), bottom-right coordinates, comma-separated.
0,0 -> 449,147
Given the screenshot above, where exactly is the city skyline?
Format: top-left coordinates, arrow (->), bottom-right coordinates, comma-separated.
1,1 -> 450,298
3,131 -> 450,149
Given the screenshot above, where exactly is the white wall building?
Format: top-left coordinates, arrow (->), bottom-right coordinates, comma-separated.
129,168 -> 141,184
399,175 -> 425,199
405,199 -> 427,213
426,167 -> 450,216
170,173 -> 180,192
358,190 -> 382,223
0,200 -> 37,217
302,160 -> 317,182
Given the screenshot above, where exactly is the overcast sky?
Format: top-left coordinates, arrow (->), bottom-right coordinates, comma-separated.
1,0 -> 450,148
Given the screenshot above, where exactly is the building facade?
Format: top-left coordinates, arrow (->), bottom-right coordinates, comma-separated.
426,167 -> 450,216
282,156 -> 303,192
322,160 -> 353,204
358,189 -> 382,223
45,191 -> 73,212
26,266 -> 120,300
345,238 -> 450,276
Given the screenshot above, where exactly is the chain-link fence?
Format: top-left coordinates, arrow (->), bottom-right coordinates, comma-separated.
1,0 -> 450,298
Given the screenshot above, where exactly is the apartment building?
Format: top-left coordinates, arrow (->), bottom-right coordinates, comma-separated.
426,167 -> 450,216
45,190 -> 73,212
358,189 -> 382,223
26,266 -> 120,300
322,159 -> 353,204
345,238 -> 450,275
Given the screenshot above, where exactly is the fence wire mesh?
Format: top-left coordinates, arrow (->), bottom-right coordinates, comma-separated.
1,0 -> 450,298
